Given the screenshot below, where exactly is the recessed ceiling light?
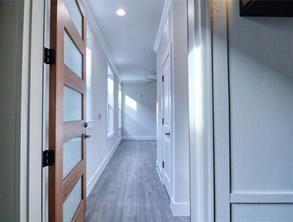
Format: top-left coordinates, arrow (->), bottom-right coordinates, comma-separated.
116,8 -> 126,16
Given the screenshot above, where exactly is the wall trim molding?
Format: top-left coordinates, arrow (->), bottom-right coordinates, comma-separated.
230,193 -> 293,203
122,136 -> 157,141
21,2 -> 31,221
83,0 -> 120,79
22,0 -> 45,221
153,0 -> 172,52
170,197 -> 190,217
86,138 -> 122,196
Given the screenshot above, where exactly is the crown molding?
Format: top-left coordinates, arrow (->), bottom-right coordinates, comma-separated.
153,0 -> 172,52
83,0 -> 120,79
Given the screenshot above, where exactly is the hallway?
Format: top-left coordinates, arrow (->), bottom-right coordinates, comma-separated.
86,141 -> 190,222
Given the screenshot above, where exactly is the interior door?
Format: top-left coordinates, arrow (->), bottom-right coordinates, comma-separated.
49,0 -> 87,221
162,44 -> 172,196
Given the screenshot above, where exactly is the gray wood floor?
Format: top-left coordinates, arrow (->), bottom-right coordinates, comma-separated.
86,140 -> 190,222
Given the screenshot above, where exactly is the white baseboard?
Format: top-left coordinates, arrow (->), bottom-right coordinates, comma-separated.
156,161 -> 190,216
86,138 -> 122,196
156,160 -> 163,183
170,197 -> 190,217
122,136 -> 157,140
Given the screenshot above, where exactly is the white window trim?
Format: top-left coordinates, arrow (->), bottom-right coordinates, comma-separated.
107,66 -> 115,137
107,103 -> 115,138
86,47 -> 94,123
118,84 -> 122,129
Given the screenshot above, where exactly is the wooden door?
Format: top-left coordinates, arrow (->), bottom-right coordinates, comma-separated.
161,44 -> 172,196
49,0 -> 87,221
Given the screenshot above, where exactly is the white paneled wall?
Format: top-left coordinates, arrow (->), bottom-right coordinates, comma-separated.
212,0 -> 293,221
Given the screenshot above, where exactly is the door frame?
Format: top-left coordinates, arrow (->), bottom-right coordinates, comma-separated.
22,0 -> 89,221
187,0 -> 214,221
21,0 -> 46,221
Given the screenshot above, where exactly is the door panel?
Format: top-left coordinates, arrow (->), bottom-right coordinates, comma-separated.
162,44 -> 172,196
64,32 -> 83,78
64,87 -> 83,122
63,0 -> 83,36
49,0 -> 87,221
63,178 -> 82,222
63,137 -> 82,179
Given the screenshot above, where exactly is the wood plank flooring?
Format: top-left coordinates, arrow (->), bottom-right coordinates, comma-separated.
86,140 -> 190,222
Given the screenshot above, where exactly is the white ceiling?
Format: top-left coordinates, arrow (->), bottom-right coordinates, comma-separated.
87,0 -> 165,81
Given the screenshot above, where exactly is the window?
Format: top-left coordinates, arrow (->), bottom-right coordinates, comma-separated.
86,26 -> 93,121
118,84 -> 122,128
107,66 -> 115,136
86,48 -> 93,121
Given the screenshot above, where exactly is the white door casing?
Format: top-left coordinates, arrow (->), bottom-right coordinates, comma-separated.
161,43 -> 173,196
187,0 -> 214,221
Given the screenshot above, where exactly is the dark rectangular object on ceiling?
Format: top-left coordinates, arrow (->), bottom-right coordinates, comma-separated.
240,0 -> 293,17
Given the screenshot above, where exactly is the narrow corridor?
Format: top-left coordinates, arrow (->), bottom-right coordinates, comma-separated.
86,141 -> 190,222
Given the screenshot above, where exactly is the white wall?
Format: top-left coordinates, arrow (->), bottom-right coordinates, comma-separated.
155,0 -> 190,216
0,1 -> 25,221
122,82 -> 157,140
85,18 -> 121,196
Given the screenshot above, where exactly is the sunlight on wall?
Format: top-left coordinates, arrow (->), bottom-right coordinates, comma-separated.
189,45 -> 204,132
125,95 -> 137,111
188,44 -> 205,222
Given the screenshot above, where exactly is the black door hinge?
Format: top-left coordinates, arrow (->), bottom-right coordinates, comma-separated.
44,47 -> 56,65
162,75 -> 165,82
162,118 -> 165,125
162,161 -> 165,169
42,150 -> 55,167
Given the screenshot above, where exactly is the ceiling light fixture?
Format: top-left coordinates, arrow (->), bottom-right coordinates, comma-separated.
116,8 -> 126,16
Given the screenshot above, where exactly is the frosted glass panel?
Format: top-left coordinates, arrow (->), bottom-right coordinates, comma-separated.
64,0 -> 82,36
63,137 -> 82,179
64,86 -> 82,122
64,32 -> 82,78
63,179 -> 82,222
